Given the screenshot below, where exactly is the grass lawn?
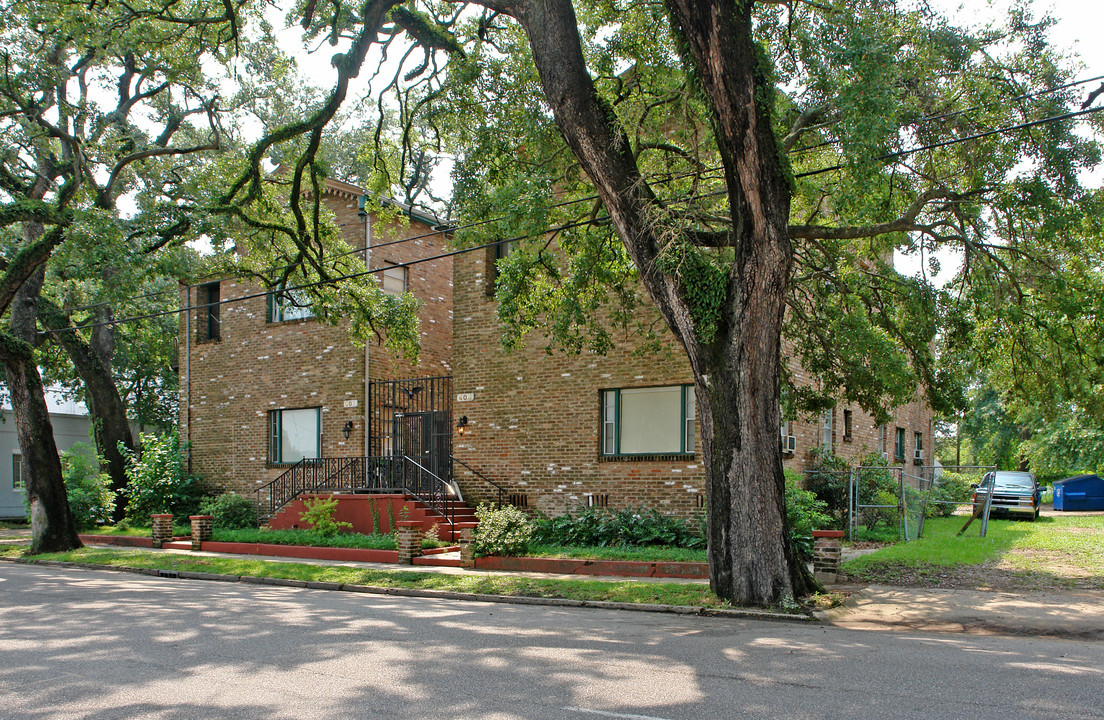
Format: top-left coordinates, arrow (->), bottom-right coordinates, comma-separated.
0,545 -> 742,610
88,526 -> 398,550
843,514 -> 1104,590
524,543 -> 707,563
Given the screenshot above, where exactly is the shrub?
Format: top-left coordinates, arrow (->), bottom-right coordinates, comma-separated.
919,471 -> 976,518
532,505 -> 705,549
803,450 -> 852,528
62,444 -> 114,531
198,493 -> 258,529
120,432 -> 204,522
473,503 -> 535,556
298,496 -> 352,537
784,470 -> 831,559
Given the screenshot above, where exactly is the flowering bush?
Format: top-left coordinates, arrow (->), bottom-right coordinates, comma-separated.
473,503 -> 535,556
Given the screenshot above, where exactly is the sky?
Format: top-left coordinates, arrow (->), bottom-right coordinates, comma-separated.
279,0 -> 1104,282
896,0 -> 1104,281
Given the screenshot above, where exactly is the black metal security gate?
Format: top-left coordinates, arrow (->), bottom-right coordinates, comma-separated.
369,375 -> 452,481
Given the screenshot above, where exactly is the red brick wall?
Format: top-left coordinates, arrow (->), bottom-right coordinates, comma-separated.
451,247 -> 933,519
179,184 -> 453,497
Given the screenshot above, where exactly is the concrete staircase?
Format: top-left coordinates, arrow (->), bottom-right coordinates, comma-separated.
265,493 -> 477,542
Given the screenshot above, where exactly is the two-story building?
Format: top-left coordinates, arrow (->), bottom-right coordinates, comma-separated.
180,177 -> 933,520
179,178 -> 453,502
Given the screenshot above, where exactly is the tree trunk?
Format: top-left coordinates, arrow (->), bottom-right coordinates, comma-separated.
42,302 -> 136,521
509,0 -> 816,606
1,261 -> 81,554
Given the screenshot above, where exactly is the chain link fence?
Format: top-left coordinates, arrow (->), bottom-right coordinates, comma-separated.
804,463 -> 997,542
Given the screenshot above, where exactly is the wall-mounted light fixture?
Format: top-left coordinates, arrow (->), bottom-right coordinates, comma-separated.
456,416 -> 469,436
342,420 -> 355,440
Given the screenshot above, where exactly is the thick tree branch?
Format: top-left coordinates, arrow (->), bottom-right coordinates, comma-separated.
788,189 -> 955,240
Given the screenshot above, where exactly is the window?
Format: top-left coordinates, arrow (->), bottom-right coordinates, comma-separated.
876,424 -> 887,458
485,240 -> 515,296
914,432 -> 924,463
843,409 -> 853,442
820,410 -> 833,451
894,427 -> 906,462
269,285 -> 314,323
780,419 -> 795,455
269,408 -> 321,464
12,454 -> 24,490
200,282 -> 220,341
381,263 -> 407,295
601,385 -> 695,456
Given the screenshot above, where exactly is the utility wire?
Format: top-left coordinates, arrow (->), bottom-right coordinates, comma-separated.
41,100 -> 1104,336
53,74 -> 1104,316
788,73 -> 1104,156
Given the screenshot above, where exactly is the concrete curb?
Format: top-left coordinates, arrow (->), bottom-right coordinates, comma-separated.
809,586 -> 869,623
0,556 -> 811,623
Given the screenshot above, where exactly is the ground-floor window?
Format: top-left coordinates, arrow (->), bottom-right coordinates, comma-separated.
601,385 -> 694,457
269,407 -> 321,464
12,453 -> 23,490
895,427 -> 906,462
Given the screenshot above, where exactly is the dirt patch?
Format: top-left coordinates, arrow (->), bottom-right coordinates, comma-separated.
841,560 -> 1104,592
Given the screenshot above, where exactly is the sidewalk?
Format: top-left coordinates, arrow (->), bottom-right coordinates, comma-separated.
7,531 -> 1103,639
819,584 -> 1104,640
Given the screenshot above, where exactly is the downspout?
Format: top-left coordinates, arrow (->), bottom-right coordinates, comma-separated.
361,196 -> 371,457
183,282 -> 192,474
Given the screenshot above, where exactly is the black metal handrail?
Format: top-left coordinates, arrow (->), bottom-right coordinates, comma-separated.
400,455 -> 456,529
255,456 -> 374,517
451,455 -> 506,505
255,455 -> 458,526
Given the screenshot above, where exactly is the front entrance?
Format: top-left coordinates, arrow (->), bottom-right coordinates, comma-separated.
392,410 -> 452,486
369,376 -> 453,485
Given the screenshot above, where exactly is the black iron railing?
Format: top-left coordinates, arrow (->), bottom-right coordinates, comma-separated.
400,455 -> 456,530
451,455 -> 506,505
255,455 -> 456,527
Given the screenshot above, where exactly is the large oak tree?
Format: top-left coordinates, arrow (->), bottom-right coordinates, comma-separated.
211,0 -> 1101,606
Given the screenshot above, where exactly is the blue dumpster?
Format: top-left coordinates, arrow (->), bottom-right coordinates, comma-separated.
1053,474 -> 1104,511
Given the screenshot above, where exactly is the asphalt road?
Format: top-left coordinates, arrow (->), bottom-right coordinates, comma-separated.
2,564 -> 1103,720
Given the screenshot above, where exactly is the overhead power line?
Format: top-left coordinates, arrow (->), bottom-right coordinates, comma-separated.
41,97 -> 1104,336
53,74 -> 1104,317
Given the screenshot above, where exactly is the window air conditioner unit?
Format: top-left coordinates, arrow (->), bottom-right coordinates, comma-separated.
914,449 -> 924,462
881,452 -> 889,463
784,435 -> 797,454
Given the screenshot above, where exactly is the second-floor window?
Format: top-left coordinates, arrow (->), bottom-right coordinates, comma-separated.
381,263 -> 407,295
269,285 -> 314,323
200,281 -> 220,341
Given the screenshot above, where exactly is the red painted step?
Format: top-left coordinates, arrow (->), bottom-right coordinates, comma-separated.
266,493 -> 478,542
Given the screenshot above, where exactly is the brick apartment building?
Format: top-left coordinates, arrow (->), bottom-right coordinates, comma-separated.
180,177 -> 933,519
449,244 -> 934,518
179,178 -> 453,498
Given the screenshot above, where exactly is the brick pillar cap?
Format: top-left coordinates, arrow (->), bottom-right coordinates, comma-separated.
189,515 -> 214,520
811,529 -> 845,538
150,514 -> 173,519
396,520 -> 422,528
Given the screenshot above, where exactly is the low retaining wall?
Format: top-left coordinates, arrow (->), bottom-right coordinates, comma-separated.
80,535 -> 399,564
78,534 -> 708,579
474,556 -> 709,579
